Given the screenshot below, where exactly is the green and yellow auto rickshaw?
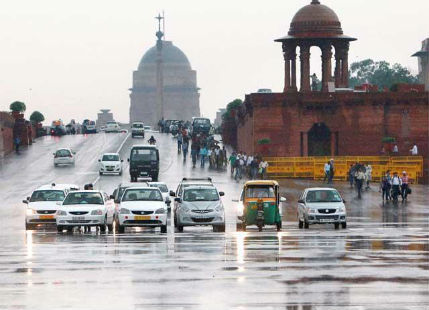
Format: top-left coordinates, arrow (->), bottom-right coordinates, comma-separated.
236,180 -> 286,232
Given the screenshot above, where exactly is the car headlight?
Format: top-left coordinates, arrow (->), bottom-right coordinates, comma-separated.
57,210 -> 67,216
155,208 -> 166,214
120,208 -> 130,214
216,205 -> 224,212
338,206 -> 345,213
26,208 -> 37,216
181,206 -> 190,213
307,208 -> 316,214
91,209 -> 103,215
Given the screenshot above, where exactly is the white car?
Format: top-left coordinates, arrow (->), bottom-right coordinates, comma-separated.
99,153 -> 123,175
105,121 -> 120,133
174,185 -> 225,233
53,148 -> 76,166
297,188 -> 347,229
131,122 -> 145,138
56,190 -> 115,233
23,183 -> 79,230
149,182 -> 171,209
116,187 -> 168,233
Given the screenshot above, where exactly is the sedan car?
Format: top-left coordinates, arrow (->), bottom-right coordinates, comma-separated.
56,190 -> 115,233
105,121 -> 120,133
53,148 -> 75,166
23,183 -> 79,230
149,182 -> 171,210
297,188 -> 347,229
174,185 -> 225,232
99,153 -> 123,175
116,187 -> 167,233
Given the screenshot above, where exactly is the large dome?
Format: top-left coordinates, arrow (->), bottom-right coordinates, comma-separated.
138,41 -> 191,71
288,0 -> 343,38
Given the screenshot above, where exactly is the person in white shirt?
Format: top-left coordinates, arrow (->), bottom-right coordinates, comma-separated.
391,172 -> 402,201
410,144 -> 418,156
259,160 -> 269,179
323,162 -> 330,183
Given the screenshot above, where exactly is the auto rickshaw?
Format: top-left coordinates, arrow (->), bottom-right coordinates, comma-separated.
236,180 -> 286,232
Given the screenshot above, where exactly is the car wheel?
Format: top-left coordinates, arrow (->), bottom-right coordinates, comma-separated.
298,219 -> 304,229
54,163 -> 58,167
57,226 -> 63,233
176,225 -> 184,233
119,171 -> 122,176
99,172 -> 103,176
304,221 -> 309,229
67,227 -> 73,233
276,221 -> 282,232
342,222 -> 347,229
334,223 -> 340,230
100,224 -> 107,233
161,225 -> 167,233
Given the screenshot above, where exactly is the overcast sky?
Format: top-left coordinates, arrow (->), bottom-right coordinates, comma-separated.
0,0 -> 428,124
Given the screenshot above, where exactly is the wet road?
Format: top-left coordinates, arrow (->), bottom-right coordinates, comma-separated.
0,132 -> 428,309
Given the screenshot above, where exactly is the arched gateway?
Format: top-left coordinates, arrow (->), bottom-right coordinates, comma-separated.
308,123 -> 331,156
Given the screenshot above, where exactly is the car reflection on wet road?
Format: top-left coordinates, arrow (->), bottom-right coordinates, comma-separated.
0,132 -> 428,309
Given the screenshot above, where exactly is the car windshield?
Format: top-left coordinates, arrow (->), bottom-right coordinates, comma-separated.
63,192 -> 104,205
306,190 -> 342,203
133,123 -> 144,128
30,190 -> 65,202
149,184 -> 168,192
122,189 -> 163,201
194,119 -> 210,125
102,154 -> 119,161
56,149 -> 71,157
245,186 -> 275,198
131,148 -> 157,161
183,188 -> 219,202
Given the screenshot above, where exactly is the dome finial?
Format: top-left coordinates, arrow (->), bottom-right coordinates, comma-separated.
311,0 -> 320,4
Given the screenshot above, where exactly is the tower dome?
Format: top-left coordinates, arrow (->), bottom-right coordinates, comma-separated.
138,41 -> 191,71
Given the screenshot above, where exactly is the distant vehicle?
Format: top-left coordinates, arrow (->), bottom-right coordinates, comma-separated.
297,188 -> 347,229
257,88 -> 273,93
105,121 -> 120,133
131,122 -> 145,138
173,185 -> 225,232
98,153 -> 123,175
53,148 -> 76,167
50,120 -> 66,136
144,125 -> 154,132
23,183 -> 79,230
82,119 -> 97,134
128,145 -> 160,182
191,117 -> 211,136
111,181 -> 150,205
149,182 -> 171,209
56,190 -> 115,233
116,187 -> 168,234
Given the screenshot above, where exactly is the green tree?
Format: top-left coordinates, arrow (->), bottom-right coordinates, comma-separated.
349,59 -> 418,90
222,99 -> 243,121
10,101 -> 26,112
30,111 -> 45,123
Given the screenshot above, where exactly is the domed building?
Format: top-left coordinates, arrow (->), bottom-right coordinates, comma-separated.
130,28 -> 200,126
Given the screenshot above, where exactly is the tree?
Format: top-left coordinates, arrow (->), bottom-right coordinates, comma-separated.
10,101 -> 26,112
222,99 -> 243,121
349,59 -> 418,90
30,111 -> 45,124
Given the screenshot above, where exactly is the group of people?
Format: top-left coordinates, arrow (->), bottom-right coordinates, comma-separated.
228,152 -> 269,181
348,163 -> 373,199
380,170 -> 411,202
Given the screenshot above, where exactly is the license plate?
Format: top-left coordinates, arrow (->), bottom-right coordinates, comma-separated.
320,219 -> 334,223
72,216 -> 85,221
39,215 -> 54,220
140,172 -> 148,176
135,216 -> 151,221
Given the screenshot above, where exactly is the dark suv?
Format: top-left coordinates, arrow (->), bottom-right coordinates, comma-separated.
128,145 -> 160,182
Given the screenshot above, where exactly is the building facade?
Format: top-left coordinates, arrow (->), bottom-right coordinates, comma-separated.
96,109 -> 114,128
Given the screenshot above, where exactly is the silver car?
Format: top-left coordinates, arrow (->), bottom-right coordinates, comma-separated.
297,188 -> 347,229
174,185 -> 225,232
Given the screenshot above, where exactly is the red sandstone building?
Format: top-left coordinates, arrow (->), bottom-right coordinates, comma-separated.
229,0 -> 428,175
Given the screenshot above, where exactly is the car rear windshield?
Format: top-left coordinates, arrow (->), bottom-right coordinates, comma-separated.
133,124 -> 144,128
306,190 -> 342,203
131,148 -> 157,161
194,119 -> 210,125
245,186 -> 275,198
122,189 -> 163,201
102,154 -> 119,161
30,190 -> 65,202
56,149 -> 71,157
183,188 -> 219,202
63,192 -> 103,205
149,184 -> 168,192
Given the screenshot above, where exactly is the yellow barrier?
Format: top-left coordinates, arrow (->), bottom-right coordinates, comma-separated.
266,156 -> 424,184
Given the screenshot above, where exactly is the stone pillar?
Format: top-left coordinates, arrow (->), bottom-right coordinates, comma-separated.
291,50 -> 297,91
321,44 -> 333,92
334,54 -> 341,88
303,132 -> 308,157
341,48 -> 349,87
300,45 -> 311,92
283,44 -> 291,92
283,44 -> 297,92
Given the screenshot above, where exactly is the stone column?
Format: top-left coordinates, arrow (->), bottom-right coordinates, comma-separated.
321,44 -> 333,92
283,44 -> 297,92
341,47 -> 349,87
334,54 -> 341,88
291,49 -> 297,91
283,44 -> 291,92
300,44 -> 311,92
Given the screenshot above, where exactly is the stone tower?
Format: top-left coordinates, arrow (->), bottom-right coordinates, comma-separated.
129,18 -> 200,126
413,38 -> 429,91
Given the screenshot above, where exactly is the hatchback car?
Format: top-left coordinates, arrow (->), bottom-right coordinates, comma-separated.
53,148 -> 76,166
149,182 -> 171,209
116,187 -> 167,233
56,190 -> 115,233
23,183 -> 79,230
174,185 -> 225,232
131,122 -> 145,138
105,121 -> 120,133
297,188 -> 347,229
99,153 -> 123,175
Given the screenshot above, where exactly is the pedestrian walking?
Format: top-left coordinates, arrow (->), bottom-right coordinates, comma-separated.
355,169 -> 366,199
229,152 -> 237,174
177,132 -> 183,153
324,161 -> 330,183
348,164 -> 355,187
365,164 -> 372,190
259,159 -> 269,180
393,144 -> 399,155
250,158 -> 259,180
200,145 -> 208,168
182,141 -> 189,160
391,172 -> 402,202
410,144 -> 418,156
191,143 -> 198,168
14,136 -> 21,154
400,171 -> 410,202
328,159 -> 335,184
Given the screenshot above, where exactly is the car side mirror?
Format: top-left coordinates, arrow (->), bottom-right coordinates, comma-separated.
23,200 -> 28,204
98,159 -> 101,162
219,192 -> 225,197
174,198 -> 181,203
169,191 -> 176,197
298,199 -> 305,204
280,197 -> 287,202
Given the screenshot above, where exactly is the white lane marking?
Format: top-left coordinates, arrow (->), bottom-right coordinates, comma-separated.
92,133 -> 130,186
